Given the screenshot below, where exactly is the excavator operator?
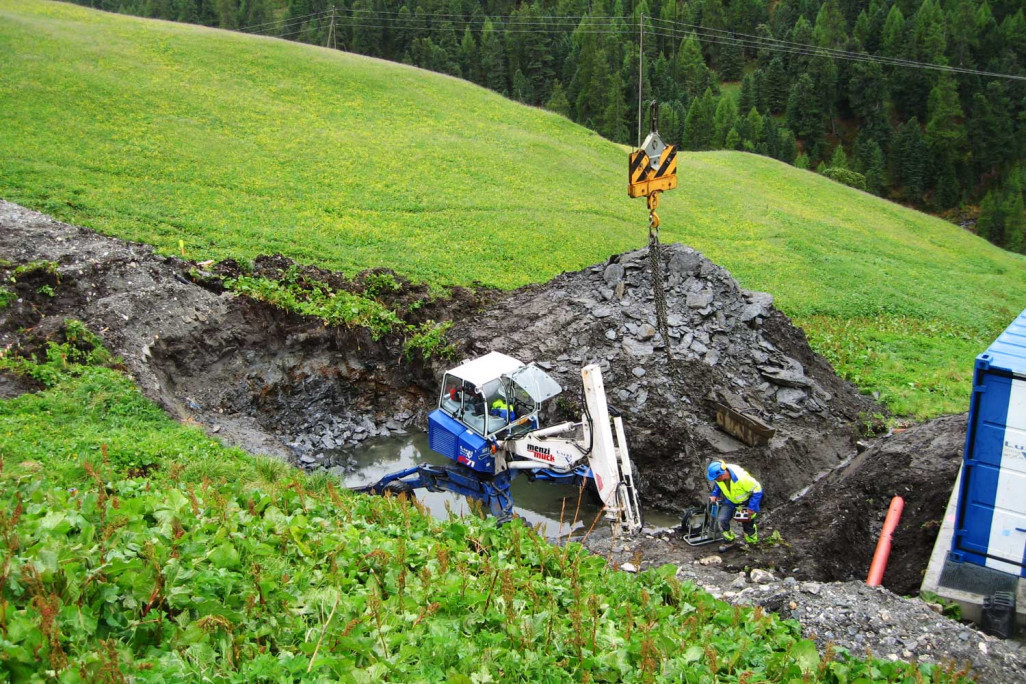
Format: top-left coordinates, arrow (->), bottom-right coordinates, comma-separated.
707,461 -> 762,551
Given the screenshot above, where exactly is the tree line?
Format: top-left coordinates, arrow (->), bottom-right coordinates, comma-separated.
72,0 -> 1026,253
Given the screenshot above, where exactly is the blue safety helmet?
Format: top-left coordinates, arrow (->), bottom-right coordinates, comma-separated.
706,461 -> 726,481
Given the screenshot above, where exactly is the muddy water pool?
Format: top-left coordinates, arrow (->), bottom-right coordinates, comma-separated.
333,433 -> 678,537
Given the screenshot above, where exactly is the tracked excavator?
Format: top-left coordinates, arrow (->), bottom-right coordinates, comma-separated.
353,352 -> 644,538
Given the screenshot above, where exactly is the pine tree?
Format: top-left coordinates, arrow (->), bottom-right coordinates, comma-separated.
569,27 -> 609,127
675,33 -> 712,100
713,95 -> 738,148
926,74 -> 966,160
480,19 -> 506,95
433,21 -> 462,78
459,28 -> 478,85
786,73 -> 824,145
718,40 -> 744,81
1006,188 -> 1026,253
764,57 -> 789,114
725,126 -> 741,150
946,0 -> 980,68
933,159 -> 960,209
969,83 -> 1015,181
880,5 -> 906,59
699,0 -> 728,67
977,189 -> 1006,244
742,107 -> 765,149
600,69 -> 628,143
508,4 -> 555,103
864,141 -> 886,195
728,0 -> 768,37
738,73 -> 757,114
650,54 -> 676,104
829,145 -> 848,169
350,0 -> 384,57
513,69 -> 532,103
813,0 -> 849,49
545,81 -> 572,118
779,129 -> 799,165
847,60 -> 886,124
660,103 -> 684,147
926,74 -> 967,202
786,16 -> 815,76
853,10 -> 872,49
1001,9 -> 1026,58
890,118 -> 928,201
683,88 -> 716,150
807,55 -> 838,132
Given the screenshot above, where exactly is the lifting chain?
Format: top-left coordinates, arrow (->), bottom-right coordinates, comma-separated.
647,192 -> 673,367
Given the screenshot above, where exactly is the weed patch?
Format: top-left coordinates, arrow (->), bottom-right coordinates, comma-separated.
0,465 -> 971,682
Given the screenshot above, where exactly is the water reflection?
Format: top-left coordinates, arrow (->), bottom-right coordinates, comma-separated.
332,432 -> 678,536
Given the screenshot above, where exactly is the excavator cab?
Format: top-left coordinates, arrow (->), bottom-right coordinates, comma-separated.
429,352 -> 561,472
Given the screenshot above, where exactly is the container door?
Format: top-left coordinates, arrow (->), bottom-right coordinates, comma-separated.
954,373 -> 1026,576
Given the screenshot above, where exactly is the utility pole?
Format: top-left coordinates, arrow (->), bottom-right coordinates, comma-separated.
637,13 -> 643,149
326,5 -> 336,50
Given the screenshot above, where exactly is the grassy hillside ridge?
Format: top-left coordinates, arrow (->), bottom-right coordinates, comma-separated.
2,0 -> 1025,417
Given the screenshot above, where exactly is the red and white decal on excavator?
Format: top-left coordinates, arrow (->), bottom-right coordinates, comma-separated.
527,444 -> 555,463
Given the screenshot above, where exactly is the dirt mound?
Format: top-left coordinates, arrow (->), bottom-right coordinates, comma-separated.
760,414 -> 966,595
445,243 -> 881,509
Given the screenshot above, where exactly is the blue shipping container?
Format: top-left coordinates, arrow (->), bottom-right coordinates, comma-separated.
951,308 -> 1026,577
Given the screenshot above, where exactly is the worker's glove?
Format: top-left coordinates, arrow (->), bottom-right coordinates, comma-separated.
744,509 -> 757,518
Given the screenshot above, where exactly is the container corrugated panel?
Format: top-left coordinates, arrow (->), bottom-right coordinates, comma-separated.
951,309 -> 1026,577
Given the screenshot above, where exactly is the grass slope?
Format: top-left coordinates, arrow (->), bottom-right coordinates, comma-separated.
3,0 -> 1025,417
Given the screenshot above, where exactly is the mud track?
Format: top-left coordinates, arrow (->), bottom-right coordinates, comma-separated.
2,200 -> 1023,680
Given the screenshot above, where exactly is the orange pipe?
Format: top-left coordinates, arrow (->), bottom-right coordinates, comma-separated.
867,496 -> 905,587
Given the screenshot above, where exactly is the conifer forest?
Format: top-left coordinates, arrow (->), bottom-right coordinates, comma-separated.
71,0 -> 1026,252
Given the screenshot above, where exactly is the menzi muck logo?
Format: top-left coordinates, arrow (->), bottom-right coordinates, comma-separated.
528,444 -> 555,463
1005,439 -> 1026,459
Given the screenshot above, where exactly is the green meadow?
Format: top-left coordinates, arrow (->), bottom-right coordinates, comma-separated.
2,0 -> 1025,417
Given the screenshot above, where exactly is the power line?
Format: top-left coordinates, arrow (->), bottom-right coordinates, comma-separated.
236,10 -> 1026,83
237,10 -> 331,33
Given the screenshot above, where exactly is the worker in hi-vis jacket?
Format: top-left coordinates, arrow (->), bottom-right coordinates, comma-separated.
707,461 -> 762,551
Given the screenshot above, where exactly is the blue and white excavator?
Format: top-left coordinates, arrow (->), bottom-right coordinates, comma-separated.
353,352 -> 644,538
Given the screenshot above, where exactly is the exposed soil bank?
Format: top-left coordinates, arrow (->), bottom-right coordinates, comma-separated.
3,200 -> 1023,681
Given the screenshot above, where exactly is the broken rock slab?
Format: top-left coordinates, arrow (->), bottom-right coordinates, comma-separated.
759,365 -> 812,388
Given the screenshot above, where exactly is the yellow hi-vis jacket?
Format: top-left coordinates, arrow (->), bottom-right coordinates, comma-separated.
711,464 -> 763,512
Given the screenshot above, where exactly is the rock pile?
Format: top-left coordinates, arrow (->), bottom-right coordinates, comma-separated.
221,366 -> 420,470
707,573 -> 1026,682
447,243 -> 878,508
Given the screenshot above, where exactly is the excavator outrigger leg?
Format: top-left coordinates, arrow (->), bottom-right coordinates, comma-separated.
352,464 -> 515,522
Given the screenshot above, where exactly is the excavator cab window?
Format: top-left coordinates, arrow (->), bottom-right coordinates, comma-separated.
439,375 -> 486,430
482,379 -> 510,435
436,360 -> 562,439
